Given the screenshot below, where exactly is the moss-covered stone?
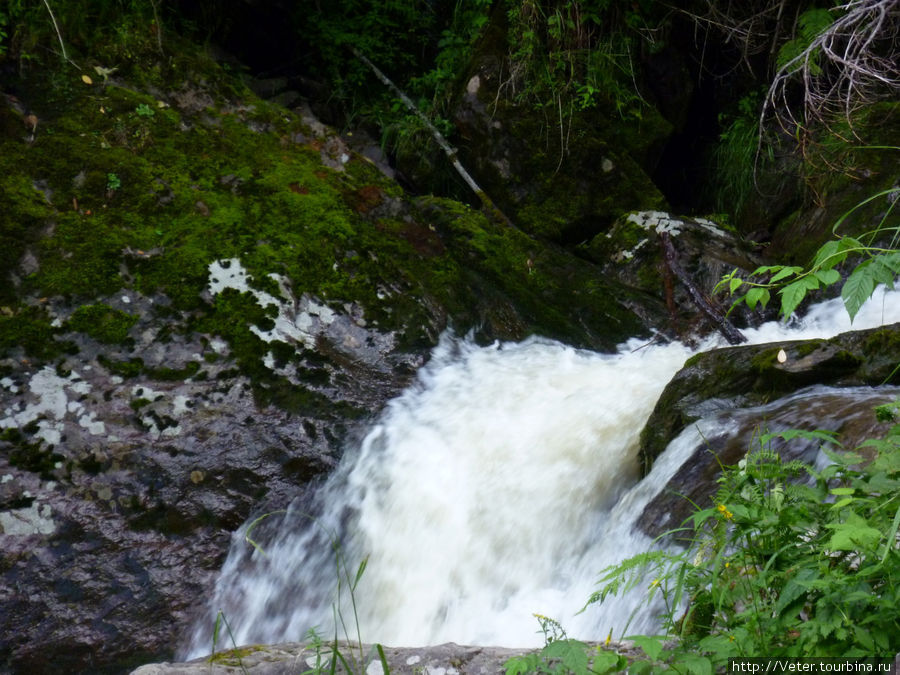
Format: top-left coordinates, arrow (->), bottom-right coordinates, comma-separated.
208,645 -> 265,666
639,323 -> 900,473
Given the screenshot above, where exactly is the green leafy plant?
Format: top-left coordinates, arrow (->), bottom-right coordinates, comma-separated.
135,102 -> 155,117
591,416 -> 900,670
710,90 -> 774,220
106,172 -> 122,192
503,0 -> 650,123
717,153 -> 899,321
775,8 -> 834,77
504,614 -> 624,675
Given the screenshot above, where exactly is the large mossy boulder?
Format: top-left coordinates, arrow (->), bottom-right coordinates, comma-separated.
638,323 -> 900,475
0,43 -> 653,673
579,210 -> 765,339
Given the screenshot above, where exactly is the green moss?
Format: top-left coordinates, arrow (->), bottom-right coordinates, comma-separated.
143,361 -> 201,381
0,173 -> 54,302
67,304 -> 138,344
98,355 -> 145,378
9,439 -> 65,480
129,398 -> 151,411
751,347 -> 786,372
861,327 -> 900,357
683,353 -> 703,368
795,341 -> 821,358
0,32 -> 653,418
0,306 -> 63,359
208,645 -> 264,666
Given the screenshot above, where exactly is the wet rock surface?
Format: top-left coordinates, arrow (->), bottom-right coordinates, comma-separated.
638,323 -> 900,475
130,640 -> 643,674
635,323 -> 900,540
0,295 -> 413,673
579,211 -> 765,339
638,384 -> 900,540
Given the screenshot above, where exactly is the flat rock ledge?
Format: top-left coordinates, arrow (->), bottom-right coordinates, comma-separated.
131,640 -> 640,674
131,642 -> 535,674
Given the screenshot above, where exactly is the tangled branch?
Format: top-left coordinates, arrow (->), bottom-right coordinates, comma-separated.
764,0 -> 900,135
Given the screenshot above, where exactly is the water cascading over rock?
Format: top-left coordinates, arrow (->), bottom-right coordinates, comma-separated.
184,288 -> 900,657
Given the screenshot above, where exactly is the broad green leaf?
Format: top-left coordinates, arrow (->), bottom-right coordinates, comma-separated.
870,259 -> 896,287
745,287 -> 770,310
837,235 -> 864,251
813,240 -> 846,270
881,504 -> 900,561
627,635 -> 664,661
878,251 -> 900,274
854,626 -> 876,651
591,649 -> 620,673
842,264 -> 877,321
830,487 -> 856,495
802,274 -> 823,290
729,276 -> 743,294
780,279 -> 811,318
775,567 -> 817,613
813,269 -> 841,285
770,265 -> 804,283
827,513 -> 883,551
676,653 -> 713,675
544,639 -> 589,672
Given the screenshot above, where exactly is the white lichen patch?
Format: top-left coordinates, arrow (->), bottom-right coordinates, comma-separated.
130,384 -> 191,439
172,395 -> 192,416
626,210 -> 684,235
78,412 -> 106,435
693,216 -> 729,238
209,338 -> 229,355
0,501 -> 56,536
0,377 -> 18,394
207,258 -> 338,355
208,258 -> 254,295
0,366 -> 105,445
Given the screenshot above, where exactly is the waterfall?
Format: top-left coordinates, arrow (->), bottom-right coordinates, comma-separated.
184,287 -> 900,656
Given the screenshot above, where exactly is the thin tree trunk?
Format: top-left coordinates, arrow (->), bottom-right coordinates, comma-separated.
352,48 -> 512,226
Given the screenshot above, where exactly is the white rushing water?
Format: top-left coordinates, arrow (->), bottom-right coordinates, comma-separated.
185,287 -> 900,656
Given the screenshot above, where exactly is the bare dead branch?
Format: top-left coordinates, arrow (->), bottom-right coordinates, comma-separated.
763,0 -> 900,135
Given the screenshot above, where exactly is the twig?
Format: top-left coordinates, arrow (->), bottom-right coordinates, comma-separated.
149,0 -> 164,55
41,0 -> 77,67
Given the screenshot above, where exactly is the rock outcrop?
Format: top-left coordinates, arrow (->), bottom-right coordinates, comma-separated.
635,323 -> 900,540
0,38 -> 657,673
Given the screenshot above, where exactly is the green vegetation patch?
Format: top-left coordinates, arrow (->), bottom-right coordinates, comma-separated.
67,304 -> 138,345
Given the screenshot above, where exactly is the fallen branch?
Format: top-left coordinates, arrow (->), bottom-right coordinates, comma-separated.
660,232 -> 747,345
351,48 -> 512,226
